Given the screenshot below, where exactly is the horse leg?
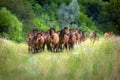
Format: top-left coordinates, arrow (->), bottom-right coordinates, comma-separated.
69,43 -> 73,50
65,43 -> 68,51
68,43 -> 71,50
48,43 -> 51,52
43,43 -> 45,51
59,44 -> 62,52
34,45 -> 38,53
54,44 -> 58,53
57,43 -> 61,52
28,46 -> 30,52
38,45 -> 41,53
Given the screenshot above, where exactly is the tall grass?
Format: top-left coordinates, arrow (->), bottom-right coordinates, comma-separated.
0,37 -> 120,80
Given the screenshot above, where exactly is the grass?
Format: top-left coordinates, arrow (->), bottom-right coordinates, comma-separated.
0,36 -> 120,80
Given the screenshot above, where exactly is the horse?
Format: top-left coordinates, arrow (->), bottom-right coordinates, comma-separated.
27,28 -> 39,53
49,28 -> 59,52
75,28 -> 81,44
89,30 -> 98,42
68,28 -> 76,50
80,31 -> 87,42
37,32 -> 45,52
58,27 -> 69,51
104,31 -> 113,39
27,32 -> 33,52
42,30 -> 51,51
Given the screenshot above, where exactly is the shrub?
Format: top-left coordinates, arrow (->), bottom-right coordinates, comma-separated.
0,7 -> 23,42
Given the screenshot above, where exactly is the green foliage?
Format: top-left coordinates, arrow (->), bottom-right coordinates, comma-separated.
33,18 -> 49,31
96,0 -> 120,34
31,1 -> 59,30
58,0 -> 80,27
81,0 -> 104,22
0,0 -> 34,20
78,12 -> 97,36
0,7 -> 23,42
107,0 -> 120,34
0,0 -> 36,37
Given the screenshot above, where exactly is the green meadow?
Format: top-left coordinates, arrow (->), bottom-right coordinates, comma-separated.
0,36 -> 120,80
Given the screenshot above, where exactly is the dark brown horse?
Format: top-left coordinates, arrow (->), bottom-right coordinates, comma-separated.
68,28 -> 76,50
80,31 -> 87,42
89,30 -> 98,42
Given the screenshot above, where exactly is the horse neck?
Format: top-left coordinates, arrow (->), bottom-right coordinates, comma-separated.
49,30 -> 53,36
59,30 -> 65,38
69,33 -> 74,40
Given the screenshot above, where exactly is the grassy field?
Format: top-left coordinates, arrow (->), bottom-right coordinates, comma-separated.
0,36 -> 120,80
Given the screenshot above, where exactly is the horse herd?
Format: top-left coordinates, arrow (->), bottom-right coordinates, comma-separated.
27,27 -> 113,53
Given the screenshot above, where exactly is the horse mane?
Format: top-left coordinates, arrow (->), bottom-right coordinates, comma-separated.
49,28 -> 56,36
59,29 -> 65,39
49,29 -> 52,36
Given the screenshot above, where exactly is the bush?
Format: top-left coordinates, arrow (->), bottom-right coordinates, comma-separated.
0,7 -> 23,42
33,18 -> 49,31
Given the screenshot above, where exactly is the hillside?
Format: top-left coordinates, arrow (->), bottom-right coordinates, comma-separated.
0,36 -> 120,80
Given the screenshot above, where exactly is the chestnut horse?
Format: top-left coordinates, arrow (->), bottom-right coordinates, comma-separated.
27,29 -> 38,53
27,32 -> 33,52
49,28 -> 59,52
75,28 -> 81,44
37,32 -> 45,52
68,29 -> 76,50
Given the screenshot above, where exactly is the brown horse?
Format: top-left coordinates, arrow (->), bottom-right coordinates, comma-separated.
68,29 -> 76,50
89,30 -> 98,42
75,28 -> 81,44
27,28 -> 39,53
80,31 -> 87,42
27,32 -> 33,52
43,30 -> 52,51
37,32 -> 45,52
104,31 -> 113,39
49,28 -> 59,52
58,27 -> 69,51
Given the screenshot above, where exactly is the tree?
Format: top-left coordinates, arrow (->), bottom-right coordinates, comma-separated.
99,0 -> 120,34
0,7 -> 23,42
0,0 -> 34,20
108,0 -> 120,34
58,0 -> 80,28
0,0 -> 35,36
